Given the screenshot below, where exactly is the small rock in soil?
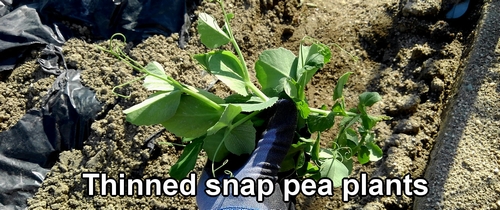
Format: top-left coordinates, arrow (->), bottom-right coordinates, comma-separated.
384,133 -> 417,151
402,0 -> 442,17
394,118 -> 420,135
411,43 -> 435,59
385,94 -> 421,115
431,77 -> 445,93
421,58 -> 449,80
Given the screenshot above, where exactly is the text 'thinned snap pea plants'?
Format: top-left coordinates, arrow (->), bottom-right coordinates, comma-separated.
99,0 -> 389,187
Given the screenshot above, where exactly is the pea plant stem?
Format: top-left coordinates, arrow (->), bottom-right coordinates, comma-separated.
164,77 -> 224,111
101,42 -> 224,112
211,110 -> 260,177
231,110 -> 260,129
111,75 -> 147,98
217,0 -> 269,102
310,107 -> 330,116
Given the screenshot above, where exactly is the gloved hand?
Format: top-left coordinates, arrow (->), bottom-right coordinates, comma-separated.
196,99 -> 298,210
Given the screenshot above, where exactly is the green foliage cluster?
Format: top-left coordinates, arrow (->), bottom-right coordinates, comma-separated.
100,0 -> 388,187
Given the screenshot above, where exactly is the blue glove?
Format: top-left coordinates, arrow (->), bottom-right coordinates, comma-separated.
196,99 -> 297,210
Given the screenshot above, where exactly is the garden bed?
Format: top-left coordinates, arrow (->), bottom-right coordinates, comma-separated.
0,0 -> 494,209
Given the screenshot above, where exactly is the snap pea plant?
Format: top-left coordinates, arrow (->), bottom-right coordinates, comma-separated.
100,0 -> 388,187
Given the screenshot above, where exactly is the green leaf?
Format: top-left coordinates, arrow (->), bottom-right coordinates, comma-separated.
197,13 -> 230,49
124,90 -> 182,125
207,104 -> 242,135
357,146 -> 370,164
193,53 -> 211,72
251,117 -> 265,128
342,158 -> 354,175
290,141 -> 309,153
280,141 -> 309,172
345,128 -> 358,145
204,130 -> 230,162
360,114 -> 382,130
311,134 -> 321,161
169,138 -> 203,179
144,76 -> 174,91
280,159 -> 296,172
296,152 -> 310,177
361,130 -> 375,142
161,95 -> 223,138
359,92 -> 382,107
306,162 -> 320,174
298,43 -> 331,68
224,97 -> 278,112
224,120 -> 256,155
296,100 -> 310,119
282,78 -> 298,100
366,141 -> 383,162
320,159 -> 349,188
297,43 -> 331,73
224,94 -> 252,103
208,51 -> 248,95
345,138 -> 358,154
212,51 -> 246,78
296,43 -> 331,88
308,171 -> 322,180
297,44 -> 312,76
348,108 -> 358,113
255,48 -> 297,96
333,72 -> 352,101
145,61 -> 167,77
336,115 -> 360,148
298,162 -> 318,178
332,100 -> 346,116
318,148 -> 335,159
296,152 -> 306,169
339,115 -> 360,129
307,112 -> 334,133
335,132 -> 347,150
143,61 -> 174,91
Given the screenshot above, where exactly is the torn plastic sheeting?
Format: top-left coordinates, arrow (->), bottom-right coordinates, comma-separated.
0,45 -> 102,208
0,5 -> 66,71
36,0 -> 190,41
0,0 -> 13,17
0,0 -> 200,206
0,110 -> 52,209
38,44 -> 67,75
40,69 -> 102,151
0,0 -> 200,72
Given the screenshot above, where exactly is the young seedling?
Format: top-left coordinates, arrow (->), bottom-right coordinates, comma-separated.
100,0 -> 389,187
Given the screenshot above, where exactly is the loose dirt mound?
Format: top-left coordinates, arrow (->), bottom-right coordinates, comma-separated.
0,0 -> 485,209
